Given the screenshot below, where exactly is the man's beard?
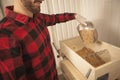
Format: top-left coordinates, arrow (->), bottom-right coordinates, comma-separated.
21,0 -> 40,14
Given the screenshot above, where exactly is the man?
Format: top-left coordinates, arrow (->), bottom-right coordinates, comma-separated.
0,0 -> 86,80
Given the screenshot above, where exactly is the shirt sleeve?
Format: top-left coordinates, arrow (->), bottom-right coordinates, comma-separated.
38,13 -> 76,26
0,35 -> 24,80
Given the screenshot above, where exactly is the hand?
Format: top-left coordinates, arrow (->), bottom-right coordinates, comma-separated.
75,14 -> 87,26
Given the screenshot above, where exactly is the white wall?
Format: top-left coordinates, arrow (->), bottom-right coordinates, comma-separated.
0,0 -> 3,20
80,0 -> 120,47
0,0 -> 13,15
0,7 -> 3,20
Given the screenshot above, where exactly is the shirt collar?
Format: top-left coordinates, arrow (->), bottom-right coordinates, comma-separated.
5,6 -> 30,24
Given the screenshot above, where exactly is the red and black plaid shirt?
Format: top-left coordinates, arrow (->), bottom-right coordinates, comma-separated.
0,6 -> 75,80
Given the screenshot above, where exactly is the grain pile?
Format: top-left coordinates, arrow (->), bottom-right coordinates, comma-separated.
76,47 -> 105,67
79,29 -> 96,45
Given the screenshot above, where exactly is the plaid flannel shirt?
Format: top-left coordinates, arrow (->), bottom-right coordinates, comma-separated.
0,6 -> 75,80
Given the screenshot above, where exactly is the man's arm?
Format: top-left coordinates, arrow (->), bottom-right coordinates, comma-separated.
38,13 -> 86,26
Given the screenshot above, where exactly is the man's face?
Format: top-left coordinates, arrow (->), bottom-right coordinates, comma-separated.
21,0 -> 44,14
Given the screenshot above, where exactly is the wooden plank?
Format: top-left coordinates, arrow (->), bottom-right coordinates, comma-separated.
60,58 -> 87,80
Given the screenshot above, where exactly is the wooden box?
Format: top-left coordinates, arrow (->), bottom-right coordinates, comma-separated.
60,58 -> 87,80
60,36 -> 120,80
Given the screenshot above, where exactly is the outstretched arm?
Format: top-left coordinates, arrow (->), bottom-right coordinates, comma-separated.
38,13 -> 86,26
